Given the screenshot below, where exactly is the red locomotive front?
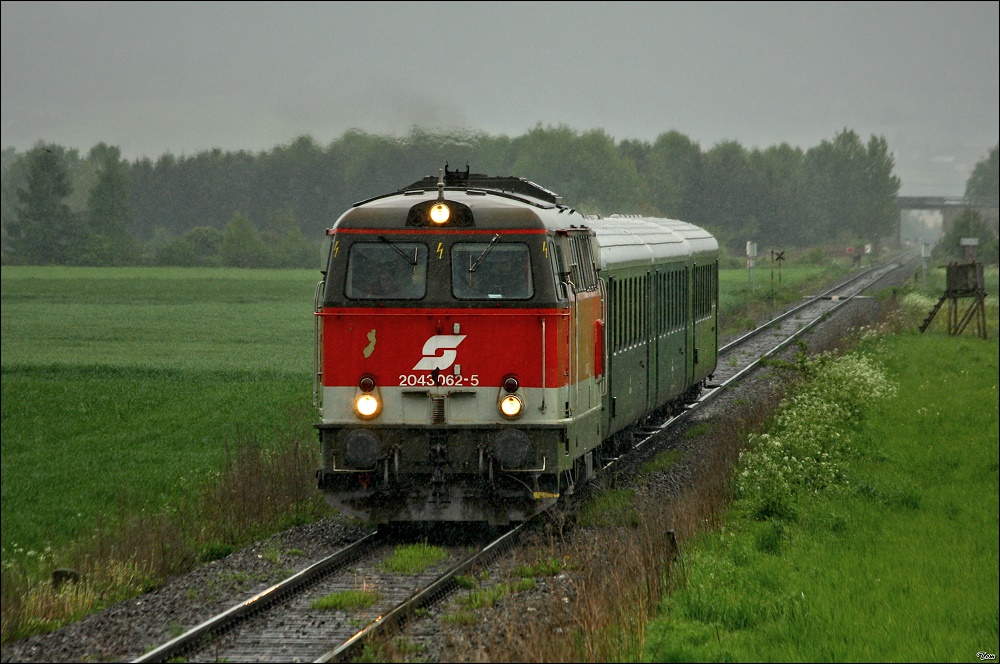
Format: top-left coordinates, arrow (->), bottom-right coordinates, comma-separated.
315,176 -> 605,523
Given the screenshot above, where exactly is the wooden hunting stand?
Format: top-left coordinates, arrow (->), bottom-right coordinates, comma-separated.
919,261 -> 988,339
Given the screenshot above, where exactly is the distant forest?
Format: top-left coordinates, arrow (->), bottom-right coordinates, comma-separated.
1,126 -> 996,267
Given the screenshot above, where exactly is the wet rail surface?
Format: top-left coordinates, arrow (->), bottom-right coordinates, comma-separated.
713,255 -> 911,386
134,525 -> 526,663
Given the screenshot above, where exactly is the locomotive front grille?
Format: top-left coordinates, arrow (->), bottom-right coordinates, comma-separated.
431,395 -> 446,423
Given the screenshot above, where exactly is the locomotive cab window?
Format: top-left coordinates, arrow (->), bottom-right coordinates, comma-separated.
568,235 -> 599,292
345,241 -> 428,300
451,241 -> 533,300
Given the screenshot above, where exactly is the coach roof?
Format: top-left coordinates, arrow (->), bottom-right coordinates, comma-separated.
587,216 -> 718,269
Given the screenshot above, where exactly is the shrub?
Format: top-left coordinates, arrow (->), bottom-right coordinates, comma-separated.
735,352 -> 897,519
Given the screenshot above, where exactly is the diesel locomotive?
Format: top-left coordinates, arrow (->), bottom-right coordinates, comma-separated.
314,167 -> 718,524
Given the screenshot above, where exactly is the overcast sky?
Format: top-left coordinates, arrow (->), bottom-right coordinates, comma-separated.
2,1 -> 997,197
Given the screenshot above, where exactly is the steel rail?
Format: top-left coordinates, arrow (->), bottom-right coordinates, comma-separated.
315,521 -> 529,663
710,255 -> 913,394
132,531 -> 381,663
134,253 -> 916,662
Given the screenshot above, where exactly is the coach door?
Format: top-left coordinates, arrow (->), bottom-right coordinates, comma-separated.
603,270 -> 651,432
685,265 -> 695,390
644,269 -> 657,413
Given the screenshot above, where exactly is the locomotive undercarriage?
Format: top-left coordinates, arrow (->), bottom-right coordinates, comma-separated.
316,425 -> 564,524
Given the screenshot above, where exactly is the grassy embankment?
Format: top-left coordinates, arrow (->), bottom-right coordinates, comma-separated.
644,315 -> 999,661
1,266 -> 333,643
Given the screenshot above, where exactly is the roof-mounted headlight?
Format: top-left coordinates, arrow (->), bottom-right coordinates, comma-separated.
429,202 -> 450,224
405,199 -> 473,227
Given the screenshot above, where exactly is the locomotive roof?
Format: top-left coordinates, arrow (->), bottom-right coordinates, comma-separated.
334,187 -> 587,232
399,173 -> 562,205
333,178 -> 718,267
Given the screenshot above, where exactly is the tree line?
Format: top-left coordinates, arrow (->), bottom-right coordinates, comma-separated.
1,125 -> 990,268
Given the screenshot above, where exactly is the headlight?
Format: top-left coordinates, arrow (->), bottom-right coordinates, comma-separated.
354,393 -> 380,419
429,203 -> 450,224
499,394 -> 524,419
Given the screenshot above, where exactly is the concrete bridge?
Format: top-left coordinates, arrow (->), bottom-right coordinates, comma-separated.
898,196 -> 999,244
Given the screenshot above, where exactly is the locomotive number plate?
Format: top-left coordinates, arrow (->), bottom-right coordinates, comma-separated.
398,374 -> 480,387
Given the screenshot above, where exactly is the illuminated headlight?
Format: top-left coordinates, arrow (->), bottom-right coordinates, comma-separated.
429,203 -> 450,224
499,394 -> 524,419
354,393 -> 380,419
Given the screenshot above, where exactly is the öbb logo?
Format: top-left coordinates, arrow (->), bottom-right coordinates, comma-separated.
413,335 -> 466,371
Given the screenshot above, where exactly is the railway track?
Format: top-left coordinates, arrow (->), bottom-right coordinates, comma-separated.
133,524 -> 527,663
711,252 -> 915,388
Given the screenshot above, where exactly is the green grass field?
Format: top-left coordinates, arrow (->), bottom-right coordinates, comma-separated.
1,267 -> 320,554
1,266 -> 318,371
643,270 -> 1000,662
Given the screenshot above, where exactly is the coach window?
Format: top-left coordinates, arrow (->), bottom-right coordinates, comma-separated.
345,241 -> 428,300
693,264 -> 715,320
452,242 -> 533,300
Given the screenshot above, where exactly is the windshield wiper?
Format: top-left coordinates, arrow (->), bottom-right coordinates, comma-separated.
469,234 -> 501,272
378,235 -> 417,265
